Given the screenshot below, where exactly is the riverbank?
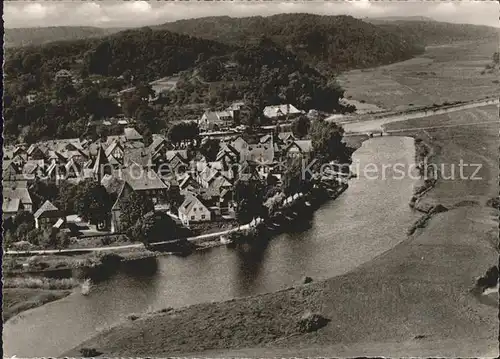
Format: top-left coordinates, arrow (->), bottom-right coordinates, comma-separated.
65,107 -> 498,357
3,288 -> 72,322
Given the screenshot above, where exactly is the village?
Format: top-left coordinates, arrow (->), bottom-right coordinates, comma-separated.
3,75 -> 347,252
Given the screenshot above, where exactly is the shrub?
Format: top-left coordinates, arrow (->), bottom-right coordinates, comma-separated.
476,266 -> 499,291
80,348 -> 103,357
297,311 -> 330,333
127,313 -> 140,321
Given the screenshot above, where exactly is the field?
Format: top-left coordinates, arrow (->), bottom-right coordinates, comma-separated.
384,105 -> 499,209
65,106 -> 499,357
338,40 -> 500,111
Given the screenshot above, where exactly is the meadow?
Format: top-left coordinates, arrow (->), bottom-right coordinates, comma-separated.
338,40 -> 500,111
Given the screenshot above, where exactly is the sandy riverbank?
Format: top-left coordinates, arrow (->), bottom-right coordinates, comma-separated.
65,107 -> 499,357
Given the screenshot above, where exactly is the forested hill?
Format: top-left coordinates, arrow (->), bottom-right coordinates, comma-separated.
157,14 -> 425,71
4,26 -> 126,48
5,28 -> 233,83
366,20 -> 499,45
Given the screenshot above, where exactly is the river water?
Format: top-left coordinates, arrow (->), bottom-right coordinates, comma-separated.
4,136 -> 421,357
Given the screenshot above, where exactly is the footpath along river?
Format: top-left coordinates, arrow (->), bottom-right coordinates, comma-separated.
3,136 -> 421,357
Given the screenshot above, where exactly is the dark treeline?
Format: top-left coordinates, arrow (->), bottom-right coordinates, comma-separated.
157,14 -> 426,70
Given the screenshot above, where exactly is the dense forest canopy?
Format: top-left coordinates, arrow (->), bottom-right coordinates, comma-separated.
366,19 -> 499,45
5,28 -> 233,84
157,14 -> 426,71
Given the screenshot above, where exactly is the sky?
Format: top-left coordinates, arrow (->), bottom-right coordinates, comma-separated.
4,1 -> 500,29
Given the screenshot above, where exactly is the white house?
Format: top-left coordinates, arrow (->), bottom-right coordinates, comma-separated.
178,195 -> 212,225
263,104 -> 302,120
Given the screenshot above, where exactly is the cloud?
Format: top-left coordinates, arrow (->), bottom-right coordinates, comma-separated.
4,1 -> 499,29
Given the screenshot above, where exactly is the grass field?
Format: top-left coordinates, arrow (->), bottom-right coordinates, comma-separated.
338,40 -> 500,111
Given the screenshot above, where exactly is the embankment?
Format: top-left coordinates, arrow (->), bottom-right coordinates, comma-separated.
3,288 -> 72,322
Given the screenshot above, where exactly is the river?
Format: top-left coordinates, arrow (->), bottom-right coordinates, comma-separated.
3,136 -> 421,357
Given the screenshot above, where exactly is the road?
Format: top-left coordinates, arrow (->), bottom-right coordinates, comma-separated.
385,120 -> 499,134
339,97 -> 499,134
4,219 -> 260,256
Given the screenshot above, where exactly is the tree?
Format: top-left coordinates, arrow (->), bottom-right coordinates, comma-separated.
309,119 -> 350,163
135,211 -> 178,245
29,180 -> 59,210
74,179 -> 113,228
234,182 -> 265,224
119,192 -> 154,232
264,192 -> 285,218
135,105 -> 161,134
13,211 -> 35,230
291,115 -> 311,139
55,182 -> 78,214
167,121 -> 199,146
200,138 -> 220,161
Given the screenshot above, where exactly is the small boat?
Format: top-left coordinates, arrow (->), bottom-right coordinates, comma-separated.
81,279 -> 92,296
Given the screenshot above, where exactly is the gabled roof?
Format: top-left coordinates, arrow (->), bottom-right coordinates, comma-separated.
93,145 -> 109,174
34,200 -> 59,218
166,150 -> 188,162
179,174 -> 200,190
288,140 -> 313,153
4,187 -> 33,205
101,174 -> 125,195
105,140 -> 123,158
3,198 -> 21,213
148,135 -> 168,153
123,148 -> 152,168
209,175 -> 232,190
278,132 -> 295,141
22,160 -> 45,175
124,127 -> 143,141
178,195 -> 209,215
263,104 -> 302,118
260,134 -> 272,143
246,143 -> 275,164
122,166 -> 168,191
231,137 -> 249,153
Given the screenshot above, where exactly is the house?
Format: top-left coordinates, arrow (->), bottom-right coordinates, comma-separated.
92,145 -> 111,182
263,104 -> 302,120
230,136 -> 249,154
3,161 -> 22,181
178,195 -> 212,225
286,140 -> 313,159
216,143 -> 240,164
34,200 -> 64,229
27,144 -> 47,160
2,198 -> 22,219
179,174 -> 202,193
4,186 -> 33,213
124,127 -> 144,142
277,132 -> 296,145
105,140 -> 124,162
199,111 -> 234,131
55,69 -> 73,82
26,93 -> 37,104
123,148 -> 153,168
121,166 -> 170,204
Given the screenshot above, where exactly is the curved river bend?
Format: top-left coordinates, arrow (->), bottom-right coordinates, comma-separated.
4,137 -> 420,357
